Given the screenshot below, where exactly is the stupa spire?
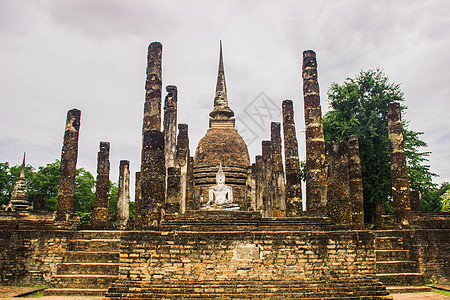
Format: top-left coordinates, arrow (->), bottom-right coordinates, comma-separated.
19,152 -> 26,179
210,41 -> 234,119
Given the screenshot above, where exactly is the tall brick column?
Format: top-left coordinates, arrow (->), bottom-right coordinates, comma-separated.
166,167 -> 181,213
143,42 -> 162,132
56,109 -> 81,221
117,160 -> 130,230
410,190 -> 421,212
282,100 -> 302,216
250,163 -> 257,211
138,42 -> 166,229
302,50 -> 327,215
262,140 -> 273,217
348,135 -> 364,226
33,193 -> 46,211
164,85 -> 178,169
388,102 -> 411,226
255,156 -> 263,213
271,122 -> 286,217
176,124 -> 189,213
91,141 -> 111,229
186,156 -> 196,211
326,141 -> 351,224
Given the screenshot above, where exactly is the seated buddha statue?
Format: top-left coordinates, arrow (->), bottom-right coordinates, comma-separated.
202,164 -> 239,210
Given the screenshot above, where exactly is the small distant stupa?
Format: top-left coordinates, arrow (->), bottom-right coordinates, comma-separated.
2,153 -> 32,211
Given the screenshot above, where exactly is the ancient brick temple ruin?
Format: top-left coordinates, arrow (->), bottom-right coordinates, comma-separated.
1,42 -> 449,299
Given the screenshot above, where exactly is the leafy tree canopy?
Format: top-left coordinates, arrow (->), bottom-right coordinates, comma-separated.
323,69 -> 438,222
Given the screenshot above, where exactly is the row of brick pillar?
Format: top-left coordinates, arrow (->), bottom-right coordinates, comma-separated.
55,42 -> 195,229
54,109 -> 131,229
135,42 -> 194,229
250,50 -> 411,226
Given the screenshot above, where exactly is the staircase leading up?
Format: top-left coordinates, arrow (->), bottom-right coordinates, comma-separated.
44,230 -> 120,296
374,231 -> 431,294
106,278 -> 392,299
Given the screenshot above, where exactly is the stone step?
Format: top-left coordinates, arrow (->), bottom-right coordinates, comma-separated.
51,274 -> 118,289
68,239 -> 120,251
73,230 -> 121,240
57,262 -> 118,275
106,282 -> 392,299
62,251 -> 119,263
376,261 -> 417,273
376,250 -> 410,261
106,279 -> 391,294
386,286 -> 432,294
376,273 -> 424,286
375,237 -> 403,250
44,288 -> 107,296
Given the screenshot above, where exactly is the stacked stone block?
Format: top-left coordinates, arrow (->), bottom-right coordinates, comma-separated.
91,142 -> 111,229
388,102 -> 411,226
302,50 -> 327,216
56,109 -> 81,221
348,135 -> 365,225
282,100 -> 303,216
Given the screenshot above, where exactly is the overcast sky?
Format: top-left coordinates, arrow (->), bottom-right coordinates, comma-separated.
1,0 -> 449,196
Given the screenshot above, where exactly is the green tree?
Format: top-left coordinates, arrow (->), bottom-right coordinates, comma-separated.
108,181 -> 118,223
323,69 -> 437,222
29,160 -> 60,210
74,168 -> 96,213
442,188 -> 450,212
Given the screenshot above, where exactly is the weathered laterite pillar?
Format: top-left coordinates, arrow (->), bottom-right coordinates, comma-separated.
245,167 -> 253,211
262,140 -> 273,217
326,141 -> 352,224
91,142 -> 111,229
186,156 -> 196,211
138,42 -> 166,229
348,135 -> 364,226
271,122 -> 286,217
176,124 -> 190,213
134,171 -> 141,229
166,167 -> 181,213
282,100 -> 302,216
388,102 -> 411,226
410,190 -> 421,212
250,163 -> 257,211
302,50 -> 327,216
255,155 -> 263,213
139,131 -> 165,228
143,42 -> 163,132
33,193 -> 46,211
117,160 -> 130,230
56,108 -> 81,221
164,85 -> 178,172
164,85 -> 178,208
